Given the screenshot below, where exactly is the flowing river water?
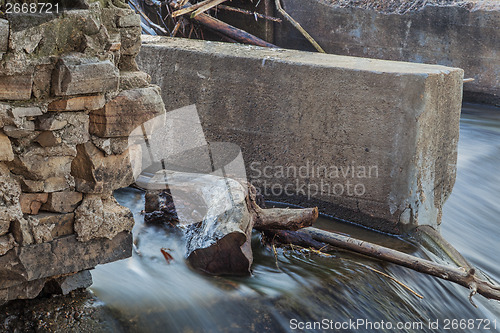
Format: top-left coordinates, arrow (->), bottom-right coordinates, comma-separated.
88,103 -> 500,332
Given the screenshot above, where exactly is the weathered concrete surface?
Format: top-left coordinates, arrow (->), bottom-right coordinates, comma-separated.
138,37 -> 463,233
274,0 -> 500,105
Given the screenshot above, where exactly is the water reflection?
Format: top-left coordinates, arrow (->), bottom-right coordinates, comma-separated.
91,104 -> 500,332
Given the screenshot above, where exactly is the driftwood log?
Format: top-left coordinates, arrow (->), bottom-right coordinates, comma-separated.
264,227 -> 500,303
143,171 -> 317,275
187,182 -> 317,275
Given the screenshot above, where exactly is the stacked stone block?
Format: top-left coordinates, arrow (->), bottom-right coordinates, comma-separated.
0,1 -> 165,305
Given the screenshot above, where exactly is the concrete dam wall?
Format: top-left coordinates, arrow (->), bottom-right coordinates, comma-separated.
137,36 -> 463,234
273,0 -> 500,105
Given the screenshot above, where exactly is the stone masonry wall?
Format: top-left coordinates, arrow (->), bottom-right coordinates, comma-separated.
0,1 -> 165,305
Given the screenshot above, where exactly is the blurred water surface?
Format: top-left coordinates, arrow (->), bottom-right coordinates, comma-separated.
91,103 -> 500,332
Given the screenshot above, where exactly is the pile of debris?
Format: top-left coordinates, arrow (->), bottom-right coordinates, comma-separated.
128,0 -> 325,51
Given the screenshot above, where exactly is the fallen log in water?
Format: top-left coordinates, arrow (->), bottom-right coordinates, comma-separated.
266,227 -> 500,303
186,181 -> 317,275
144,172 -> 316,275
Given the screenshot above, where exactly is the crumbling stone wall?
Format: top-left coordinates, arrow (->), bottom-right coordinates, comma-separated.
0,1 -> 165,305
